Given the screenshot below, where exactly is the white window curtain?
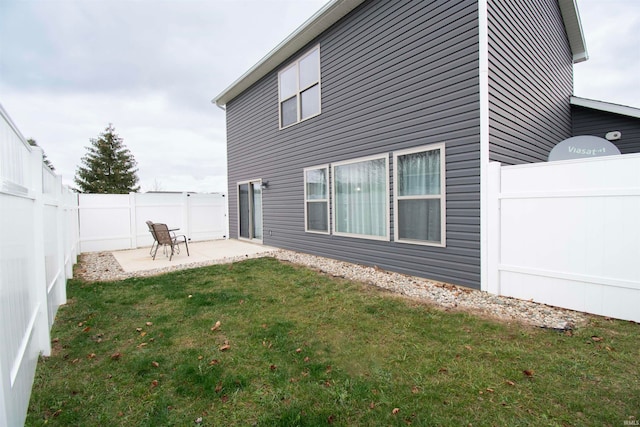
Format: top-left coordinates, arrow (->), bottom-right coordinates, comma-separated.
334,157 -> 387,238
396,147 -> 443,243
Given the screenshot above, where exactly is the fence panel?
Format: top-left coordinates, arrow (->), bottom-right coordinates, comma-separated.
78,194 -> 132,252
79,192 -> 227,252
0,104 -> 79,427
488,155 -> 640,322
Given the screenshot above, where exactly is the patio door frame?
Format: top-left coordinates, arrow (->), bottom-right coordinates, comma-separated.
237,179 -> 264,243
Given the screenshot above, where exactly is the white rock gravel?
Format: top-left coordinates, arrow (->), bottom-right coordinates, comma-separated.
76,249 -> 588,330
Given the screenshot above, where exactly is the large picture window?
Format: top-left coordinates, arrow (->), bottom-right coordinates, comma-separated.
393,144 -> 446,246
304,165 -> 329,234
279,46 -> 321,128
332,155 -> 389,240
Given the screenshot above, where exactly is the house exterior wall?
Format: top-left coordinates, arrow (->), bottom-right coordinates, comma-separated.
487,0 -> 574,164
226,0 -> 482,288
571,105 -> 640,154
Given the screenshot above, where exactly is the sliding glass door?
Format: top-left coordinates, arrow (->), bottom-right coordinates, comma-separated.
238,180 -> 263,242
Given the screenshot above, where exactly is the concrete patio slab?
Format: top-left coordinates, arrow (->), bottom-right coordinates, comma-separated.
111,239 -> 277,273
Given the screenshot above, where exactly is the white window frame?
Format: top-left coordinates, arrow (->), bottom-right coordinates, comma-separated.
303,164 -> 330,234
331,153 -> 390,241
278,45 -> 321,129
393,143 -> 446,247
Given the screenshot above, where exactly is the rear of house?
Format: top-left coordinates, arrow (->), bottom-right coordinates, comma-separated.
214,0 -> 588,290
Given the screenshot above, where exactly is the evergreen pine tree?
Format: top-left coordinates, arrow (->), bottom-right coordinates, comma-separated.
74,124 -> 140,193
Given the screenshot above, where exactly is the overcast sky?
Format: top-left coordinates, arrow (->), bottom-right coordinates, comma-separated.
1,0 -> 638,193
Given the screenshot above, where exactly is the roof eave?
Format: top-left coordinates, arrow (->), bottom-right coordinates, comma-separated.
213,0 -> 365,108
571,96 -> 640,119
214,0 -> 589,107
558,0 -> 589,63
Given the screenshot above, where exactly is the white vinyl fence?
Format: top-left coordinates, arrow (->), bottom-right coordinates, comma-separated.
487,154 -> 640,323
78,192 -> 228,253
0,105 -> 79,427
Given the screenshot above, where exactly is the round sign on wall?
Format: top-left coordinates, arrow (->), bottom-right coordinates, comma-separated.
548,135 -> 621,162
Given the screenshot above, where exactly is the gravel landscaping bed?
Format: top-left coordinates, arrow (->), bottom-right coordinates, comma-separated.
75,249 -> 588,330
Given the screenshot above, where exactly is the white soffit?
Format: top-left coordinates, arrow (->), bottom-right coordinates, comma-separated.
213,0 -> 365,108
558,0 -> 588,63
571,97 -> 640,119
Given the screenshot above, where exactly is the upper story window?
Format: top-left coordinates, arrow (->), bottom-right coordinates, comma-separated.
279,46 -> 321,128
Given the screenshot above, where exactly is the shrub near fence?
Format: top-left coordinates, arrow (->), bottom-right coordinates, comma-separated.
0,104 -> 79,427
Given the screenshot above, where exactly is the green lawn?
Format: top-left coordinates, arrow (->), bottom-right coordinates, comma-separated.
27,257 -> 639,426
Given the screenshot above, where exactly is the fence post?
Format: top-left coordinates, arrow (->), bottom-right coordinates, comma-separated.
485,161 -> 501,295
183,192 -> 191,240
129,192 -> 137,249
55,175 -> 67,304
30,148 -> 52,356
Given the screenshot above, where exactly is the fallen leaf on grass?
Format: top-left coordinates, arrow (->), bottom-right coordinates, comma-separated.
151,380 -> 158,387
137,343 -> 147,348
87,353 -> 96,359
270,364 -> 277,371
523,369 -> 534,377
136,328 -> 143,332
195,417 -> 203,424
82,326 -> 91,332
152,361 -> 160,367
221,395 -> 229,403
215,383 -> 223,393
505,380 -> 515,386
295,348 -> 302,353
146,322 -> 153,326
369,402 -> 375,409
411,386 -> 420,394
211,321 -> 221,331
392,408 -> 400,415
591,336 -> 603,342
209,359 -> 219,365
219,343 -> 231,351
111,352 -> 122,360
304,356 -> 310,362
486,388 -> 495,393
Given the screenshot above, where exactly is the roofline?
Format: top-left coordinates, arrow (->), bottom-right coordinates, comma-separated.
212,0 -> 365,108
571,96 -> 640,119
558,0 -> 588,63
213,0 -> 589,107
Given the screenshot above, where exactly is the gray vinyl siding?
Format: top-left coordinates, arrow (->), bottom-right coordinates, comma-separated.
226,0 -> 481,288
487,0 -> 573,164
572,106 -> 640,154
